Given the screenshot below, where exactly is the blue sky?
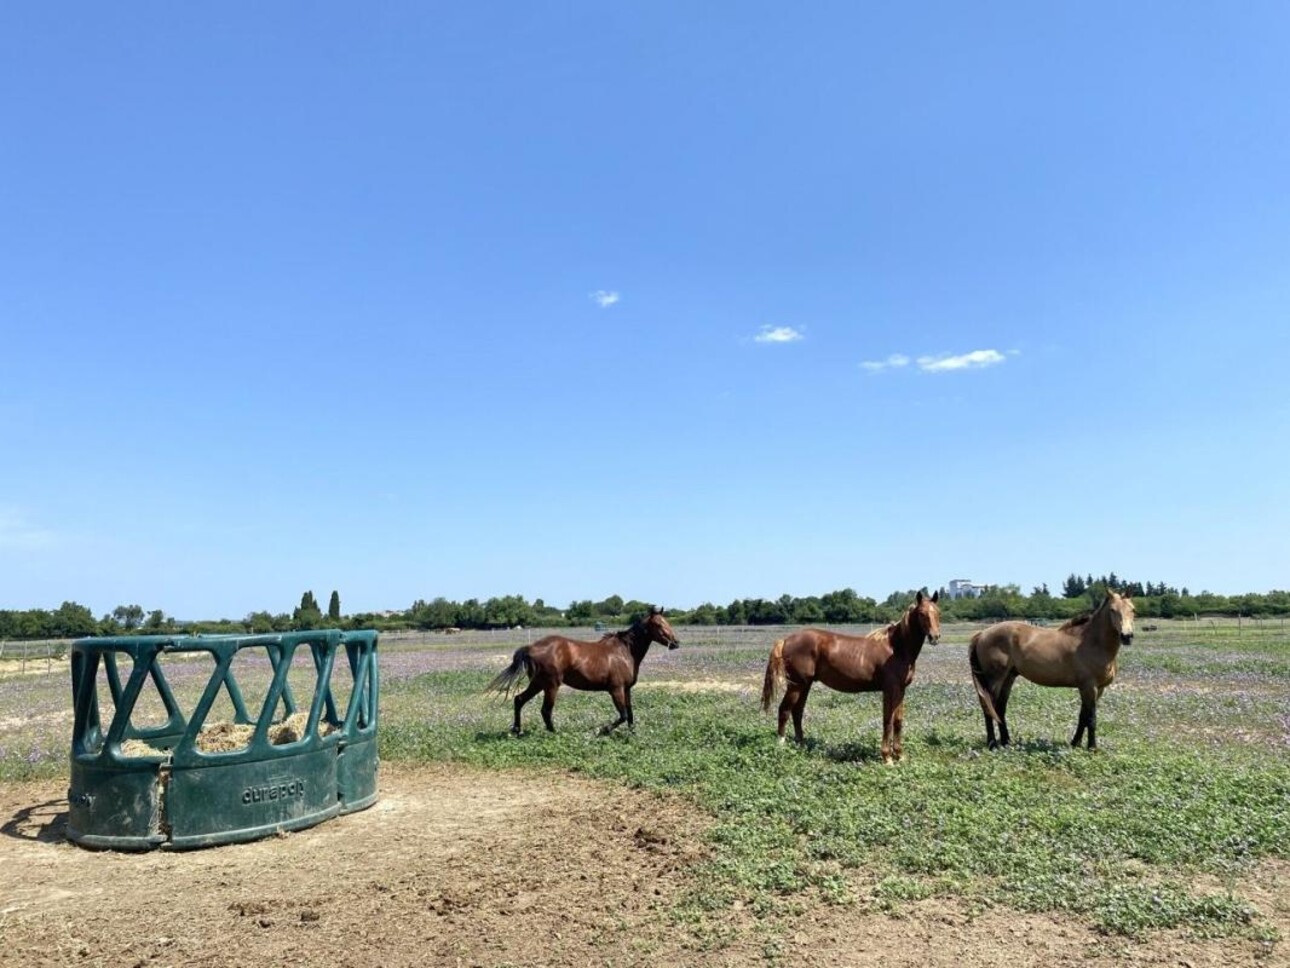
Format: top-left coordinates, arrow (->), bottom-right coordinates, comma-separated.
3,4 -> 1288,619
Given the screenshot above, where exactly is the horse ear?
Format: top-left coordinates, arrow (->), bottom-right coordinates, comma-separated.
650,605 -> 663,615
916,590 -> 925,605
931,589 -> 939,603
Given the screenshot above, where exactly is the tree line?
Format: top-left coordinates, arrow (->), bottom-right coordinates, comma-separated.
0,591 -> 350,642
4,579 -> 1290,642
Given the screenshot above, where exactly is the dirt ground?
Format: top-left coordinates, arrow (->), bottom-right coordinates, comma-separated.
0,764 -> 1284,968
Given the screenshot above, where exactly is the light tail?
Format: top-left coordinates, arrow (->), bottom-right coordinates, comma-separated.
761,639 -> 787,712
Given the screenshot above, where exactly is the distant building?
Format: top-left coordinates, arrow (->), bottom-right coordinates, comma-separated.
948,579 -> 989,600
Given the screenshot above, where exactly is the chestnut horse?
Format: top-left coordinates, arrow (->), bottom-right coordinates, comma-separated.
761,590 -> 941,763
969,590 -> 1136,750
485,607 -> 680,734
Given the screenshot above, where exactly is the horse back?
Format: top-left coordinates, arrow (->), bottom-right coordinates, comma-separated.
972,622 -> 1041,676
787,628 -> 894,693
525,634 -> 572,667
1010,625 -> 1084,686
527,634 -> 632,691
973,621 -> 1032,651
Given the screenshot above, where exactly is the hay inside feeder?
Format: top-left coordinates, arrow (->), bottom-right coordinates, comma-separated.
118,711 -> 339,757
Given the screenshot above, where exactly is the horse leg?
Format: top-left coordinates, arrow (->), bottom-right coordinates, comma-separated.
1071,706 -> 1087,748
1087,684 -> 1108,749
540,683 -> 559,732
511,680 -> 542,734
1071,682 -> 1097,749
777,683 -> 800,743
625,686 -> 634,729
600,687 -> 630,734
892,694 -> 907,762
1085,683 -> 1101,749
995,671 -> 1018,747
973,672 -> 1000,748
983,711 -> 998,749
777,681 -> 811,744
790,681 -> 812,744
972,648 -> 1010,749
881,690 -> 895,764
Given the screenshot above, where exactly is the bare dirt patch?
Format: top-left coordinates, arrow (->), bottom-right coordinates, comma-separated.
785,867 -> 1287,968
0,764 -> 713,968
0,766 -> 1282,968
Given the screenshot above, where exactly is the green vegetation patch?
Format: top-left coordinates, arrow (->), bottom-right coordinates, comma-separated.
381,667 -> 1289,940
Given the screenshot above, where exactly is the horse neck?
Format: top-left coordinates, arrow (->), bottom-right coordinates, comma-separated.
1084,606 -> 1122,660
616,625 -> 652,670
888,612 -> 926,663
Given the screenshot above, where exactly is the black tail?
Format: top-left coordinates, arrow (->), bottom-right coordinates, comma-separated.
485,647 -> 533,698
968,634 -> 1001,723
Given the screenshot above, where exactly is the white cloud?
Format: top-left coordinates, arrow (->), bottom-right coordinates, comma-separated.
590,290 -> 620,308
754,326 -> 804,344
916,349 -> 1011,373
860,353 -> 911,373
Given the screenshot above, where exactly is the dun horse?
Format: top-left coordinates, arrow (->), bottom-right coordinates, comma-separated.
761,590 -> 941,763
485,607 -> 680,734
969,590 -> 1136,750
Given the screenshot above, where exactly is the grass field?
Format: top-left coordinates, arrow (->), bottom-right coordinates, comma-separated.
2,619 -> 1287,949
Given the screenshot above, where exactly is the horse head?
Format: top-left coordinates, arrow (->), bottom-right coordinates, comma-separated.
644,606 -> 680,650
1104,590 -> 1135,645
913,589 -> 941,644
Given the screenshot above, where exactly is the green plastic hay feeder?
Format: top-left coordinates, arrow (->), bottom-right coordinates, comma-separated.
67,629 -> 379,850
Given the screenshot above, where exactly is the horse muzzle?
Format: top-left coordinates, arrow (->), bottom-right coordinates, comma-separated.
1120,633 -> 1134,646
667,640 -> 680,650
928,634 -> 941,645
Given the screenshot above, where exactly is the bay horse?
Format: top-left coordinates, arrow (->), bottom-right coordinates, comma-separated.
760,590 -> 941,763
968,590 -> 1135,750
485,607 -> 680,735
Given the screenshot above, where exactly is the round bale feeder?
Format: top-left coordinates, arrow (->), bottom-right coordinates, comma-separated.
67,629 -> 379,850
